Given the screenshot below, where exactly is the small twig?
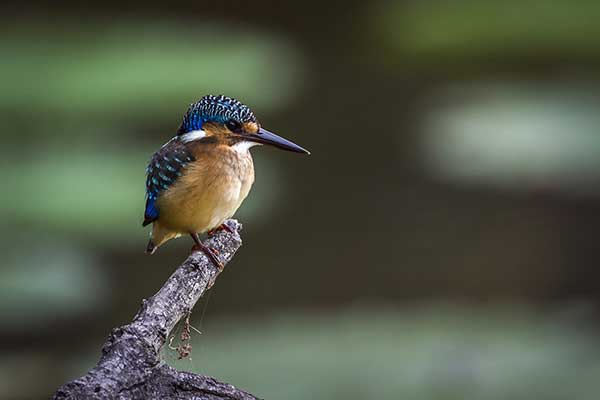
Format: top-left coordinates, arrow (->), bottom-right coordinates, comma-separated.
177,312 -> 192,359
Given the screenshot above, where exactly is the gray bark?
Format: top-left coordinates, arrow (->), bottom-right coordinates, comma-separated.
54,220 -> 258,400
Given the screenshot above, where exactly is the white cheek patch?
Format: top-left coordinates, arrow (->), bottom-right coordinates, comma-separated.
180,129 -> 207,143
232,141 -> 260,153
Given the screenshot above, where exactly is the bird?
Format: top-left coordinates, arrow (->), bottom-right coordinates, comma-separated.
143,94 -> 309,268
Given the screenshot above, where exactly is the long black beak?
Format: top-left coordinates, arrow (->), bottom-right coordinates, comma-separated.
248,127 -> 310,154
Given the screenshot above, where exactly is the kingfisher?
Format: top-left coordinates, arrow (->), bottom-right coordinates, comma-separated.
143,94 -> 309,268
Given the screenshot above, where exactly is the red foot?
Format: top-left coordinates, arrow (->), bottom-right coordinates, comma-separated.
207,223 -> 234,236
190,241 -> 224,271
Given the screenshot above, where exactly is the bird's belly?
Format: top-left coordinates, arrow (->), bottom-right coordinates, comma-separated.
157,154 -> 254,234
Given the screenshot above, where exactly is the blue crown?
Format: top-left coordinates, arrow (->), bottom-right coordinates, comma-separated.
178,95 -> 257,134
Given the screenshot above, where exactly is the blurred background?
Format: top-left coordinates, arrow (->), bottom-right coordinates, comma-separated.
2,0 -> 600,398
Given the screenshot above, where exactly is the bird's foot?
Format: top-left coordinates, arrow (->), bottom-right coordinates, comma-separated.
207,223 -> 234,236
191,243 -> 224,271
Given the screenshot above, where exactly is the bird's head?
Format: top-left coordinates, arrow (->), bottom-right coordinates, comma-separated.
176,95 -> 310,154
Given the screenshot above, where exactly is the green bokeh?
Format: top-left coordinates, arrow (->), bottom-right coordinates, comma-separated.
0,21 -> 304,118
166,305 -> 600,400
377,0 -> 600,63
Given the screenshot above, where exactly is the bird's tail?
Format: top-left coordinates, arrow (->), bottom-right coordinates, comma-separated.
145,222 -> 179,255
145,239 -> 157,255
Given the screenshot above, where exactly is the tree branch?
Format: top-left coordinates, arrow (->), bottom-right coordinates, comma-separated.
54,219 -> 258,400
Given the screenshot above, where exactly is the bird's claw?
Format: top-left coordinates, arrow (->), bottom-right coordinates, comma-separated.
207,223 -> 234,236
191,243 -> 224,271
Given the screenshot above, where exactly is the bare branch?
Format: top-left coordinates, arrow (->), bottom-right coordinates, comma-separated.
54,220 -> 258,400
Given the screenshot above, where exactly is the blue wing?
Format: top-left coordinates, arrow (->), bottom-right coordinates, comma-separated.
143,139 -> 195,226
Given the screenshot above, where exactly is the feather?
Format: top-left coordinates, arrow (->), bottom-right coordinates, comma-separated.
143,138 -> 195,226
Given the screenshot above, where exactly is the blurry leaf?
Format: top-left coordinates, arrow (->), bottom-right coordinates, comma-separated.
420,81 -> 600,194
166,305 -> 600,400
377,0 -> 600,65
0,236 -> 108,328
2,147 -> 147,241
0,20 -> 305,121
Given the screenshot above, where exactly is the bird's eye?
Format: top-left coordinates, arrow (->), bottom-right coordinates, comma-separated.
226,119 -> 241,132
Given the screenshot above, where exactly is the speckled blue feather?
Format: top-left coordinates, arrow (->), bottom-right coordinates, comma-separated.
178,94 -> 256,134
143,138 -> 195,225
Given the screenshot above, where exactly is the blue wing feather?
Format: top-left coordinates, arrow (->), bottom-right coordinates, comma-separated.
143,138 -> 195,226
144,194 -> 159,224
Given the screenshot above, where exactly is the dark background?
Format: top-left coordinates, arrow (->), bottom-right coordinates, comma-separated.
2,1 -> 600,398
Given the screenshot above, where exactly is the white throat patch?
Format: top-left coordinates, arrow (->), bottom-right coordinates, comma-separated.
232,141 -> 260,153
180,129 -> 207,143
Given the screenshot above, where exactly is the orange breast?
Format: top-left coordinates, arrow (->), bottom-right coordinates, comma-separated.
156,144 -> 254,234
